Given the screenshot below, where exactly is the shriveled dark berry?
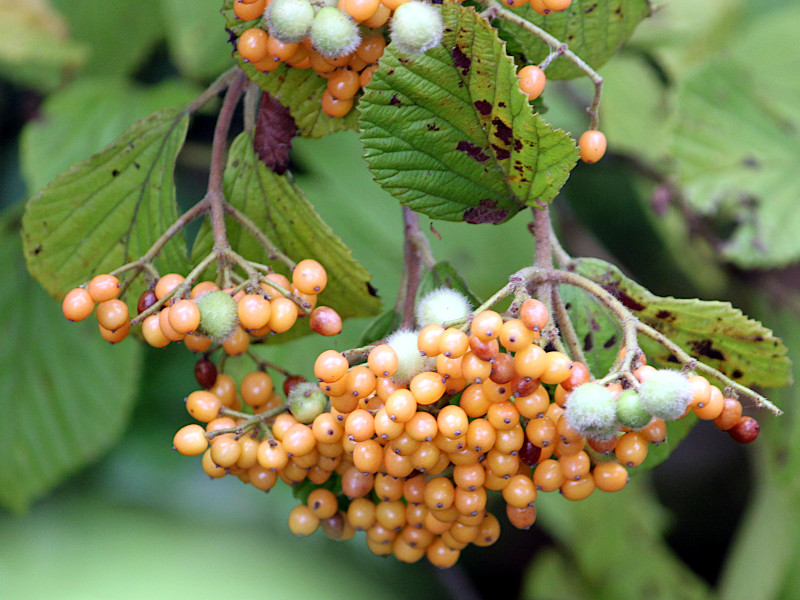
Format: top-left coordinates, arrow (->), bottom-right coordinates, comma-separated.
194,357 -> 217,389
728,416 -> 760,444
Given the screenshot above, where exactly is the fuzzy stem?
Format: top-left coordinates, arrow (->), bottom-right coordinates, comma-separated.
211,402 -> 291,438
183,67 -> 239,115
396,207 -> 431,329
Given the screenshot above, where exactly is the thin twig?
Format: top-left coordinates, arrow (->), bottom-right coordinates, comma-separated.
397,207 -> 429,329
483,0 -> 603,129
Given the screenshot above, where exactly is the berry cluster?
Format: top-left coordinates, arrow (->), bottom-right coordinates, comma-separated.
168,288 -> 760,568
61,259 -> 340,352
232,0 -> 444,117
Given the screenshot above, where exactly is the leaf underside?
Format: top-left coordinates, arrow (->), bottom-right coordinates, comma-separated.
191,132 -> 381,341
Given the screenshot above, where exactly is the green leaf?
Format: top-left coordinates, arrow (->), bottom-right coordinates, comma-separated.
221,0 -> 262,34
22,108 -> 191,298
161,0 -> 233,80
496,0 -> 653,80
597,53 -> 671,162
192,132 -> 381,325
0,0 -> 88,91
572,257 -> 791,388
50,0 -> 165,77
672,8 -> 800,268
0,209 -> 142,512
358,309 -> 401,346
526,484 -> 713,600
20,77 -> 201,195
416,261 -> 482,309
239,59 -> 359,138
359,2 -> 578,224
559,281 -> 621,377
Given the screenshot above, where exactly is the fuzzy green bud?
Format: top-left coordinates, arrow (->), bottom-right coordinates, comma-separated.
266,0 -> 316,43
564,382 -> 619,440
390,1 -> 444,55
415,287 -> 471,328
288,382 -> 328,423
615,389 -> 652,430
196,291 -> 238,343
310,7 -> 361,58
638,369 -> 692,421
386,328 -> 434,386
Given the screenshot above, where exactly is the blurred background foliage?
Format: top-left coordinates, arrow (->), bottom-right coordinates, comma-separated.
1,0 -> 798,598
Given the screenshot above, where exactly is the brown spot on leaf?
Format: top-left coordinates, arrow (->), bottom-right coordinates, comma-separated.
427,123 -> 440,131
690,339 -> 725,361
492,118 -> 513,145
452,46 -> 471,75
656,310 -> 673,321
390,95 -> 401,105
474,100 -> 492,115
254,92 -> 298,175
583,332 -> 593,352
732,369 -> 743,379
464,204 -> 508,224
601,283 -> 646,311
457,141 -> 490,162
492,144 -> 510,160
603,335 -> 617,349
585,3 -> 596,12
742,156 -> 760,168
112,169 -> 119,177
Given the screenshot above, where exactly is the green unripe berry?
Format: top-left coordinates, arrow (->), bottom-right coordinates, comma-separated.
310,7 -> 361,58
415,287 -> 471,328
386,329 -> 434,386
196,291 -> 238,343
390,1 -> 444,56
615,389 -> 652,430
564,382 -> 618,440
266,0 -> 316,43
288,382 -> 328,423
638,369 -> 692,421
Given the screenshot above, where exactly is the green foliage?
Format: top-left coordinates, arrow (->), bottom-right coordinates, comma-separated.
672,14 -> 800,268
527,485 -> 713,600
0,208 -> 142,512
358,309 -> 402,346
20,78 -> 201,195
22,109 -> 191,297
240,59 -> 359,137
0,0 -> 87,91
498,0 -> 653,80
360,1 -> 578,224
161,0 -> 234,80
49,0 -> 165,77
572,257 -> 791,389
191,132 -> 381,322
416,261 -> 482,310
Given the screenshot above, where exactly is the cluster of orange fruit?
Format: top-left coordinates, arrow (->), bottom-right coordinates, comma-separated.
61,259 -> 339,352
168,292 -> 757,567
